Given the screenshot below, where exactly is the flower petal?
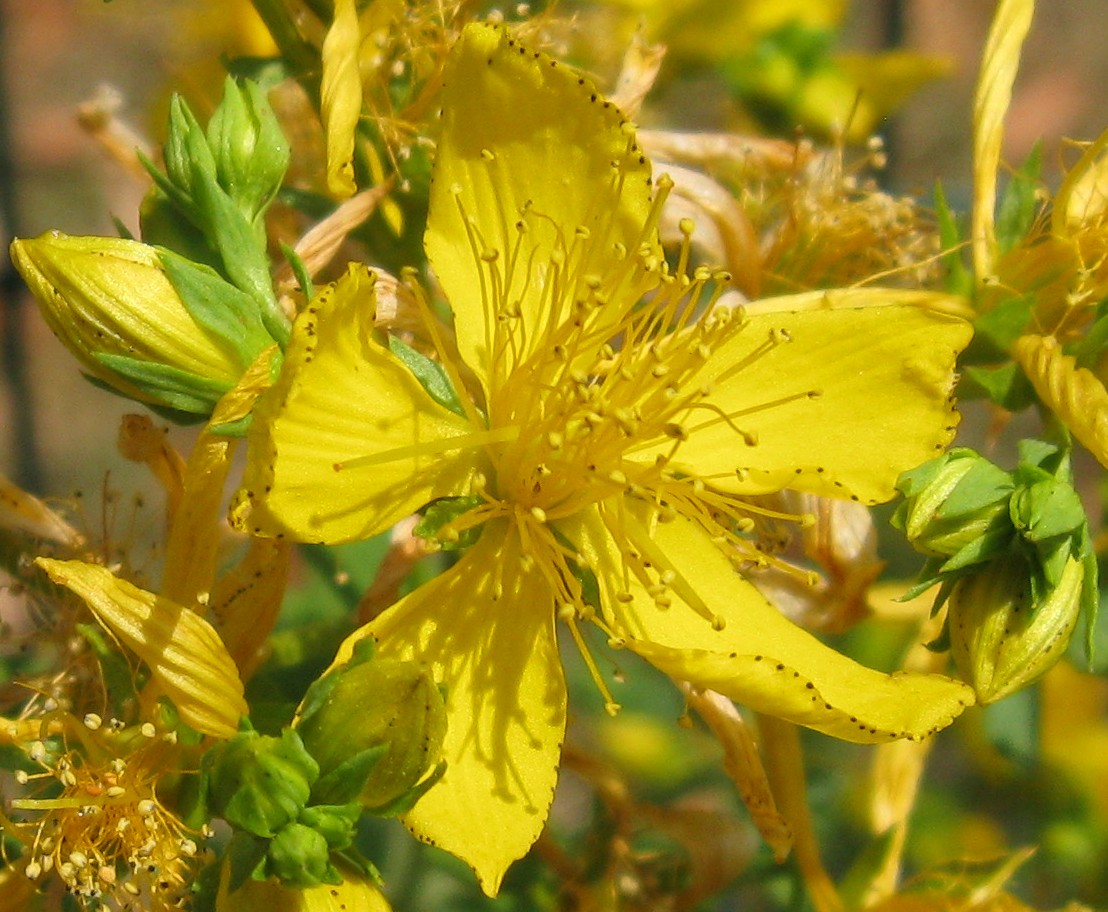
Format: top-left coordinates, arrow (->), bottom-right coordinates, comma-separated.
216,861 -> 392,911
636,293 -> 971,504
320,0 -> 362,198
1013,333 -> 1108,468
36,559 -> 247,738
570,504 -> 974,743
333,521 -> 566,895
972,0 -> 1034,281
233,264 -> 486,543
426,22 -> 658,390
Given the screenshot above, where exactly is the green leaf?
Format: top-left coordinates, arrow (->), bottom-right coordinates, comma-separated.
934,180 -> 972,296
996,141 -> 1043,255
965,294 -> 1035,362
962,362 -> 1036,411
388,335 -> 466,417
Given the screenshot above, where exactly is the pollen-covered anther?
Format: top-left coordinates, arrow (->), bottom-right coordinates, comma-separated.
529,506 -> 547,523
480,247 -> 499,263
607,469 -> 628,486
613,409 -> 638,435
615,591 -> 634,603
663,422 -> 688,441
583,274 -> 602,290
711,615 -> 727,631
556,603 -> 575,621
480,148 -> 495,161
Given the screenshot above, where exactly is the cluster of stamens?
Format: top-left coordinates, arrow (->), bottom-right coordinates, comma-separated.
4,714 -> 203,910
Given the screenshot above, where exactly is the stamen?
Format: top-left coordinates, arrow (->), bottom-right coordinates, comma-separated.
333,425 -> 519,471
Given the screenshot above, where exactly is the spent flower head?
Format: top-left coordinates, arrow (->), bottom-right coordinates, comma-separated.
233,23 -> 976,892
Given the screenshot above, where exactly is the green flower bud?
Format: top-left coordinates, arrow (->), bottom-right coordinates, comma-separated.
297,640 -> 446,812
948,553 -> 1083,704
10,233 -> 244,415
893,448 -> 1014,563
204,728 -> 319,837
265,822 -> 337,888
296,804 -> 360,852
207,77 -> 290,224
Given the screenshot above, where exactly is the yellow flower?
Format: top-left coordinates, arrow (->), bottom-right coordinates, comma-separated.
233,23 -> 975,893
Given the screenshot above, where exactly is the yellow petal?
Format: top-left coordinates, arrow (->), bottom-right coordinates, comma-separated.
333,521 -> 566,895
1013,333 -> 1108,468
0,471 -> 83,547
36,558 -> 247,738
320,0 -> 362,198
1055,126 -> 1108,237
572,505 -> 974,743
972,0 -> 1035,282
426,22 -> 659,390
233,264 -> 486,543
209,539 -> 291,679
217,861 -> 392,911
162,429 -> 233,607
635,292 -> 971,505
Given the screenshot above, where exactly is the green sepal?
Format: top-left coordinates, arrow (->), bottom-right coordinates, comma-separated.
187,164 -> 291,348
225,830 -> 270,894
158,248 -> 274,363
311,744 -> 388,806
367,758 -> 446,818
208,414 -> 254,437
389,335 -> 466,417
281,241 -> 314,300
94,353 -> 232,414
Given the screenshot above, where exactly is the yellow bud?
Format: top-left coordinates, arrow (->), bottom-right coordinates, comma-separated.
10,232 -> 241,411
948,555 -> 1083,704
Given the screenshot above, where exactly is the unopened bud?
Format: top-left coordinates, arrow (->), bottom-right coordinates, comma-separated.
265,822 -> 337,888
297,640 -> 446,812
206,77 -> 290,224
893,448 -> 1014,562
10,233 -> 243,415
204,728 -> 319,837
949,554 -> 1083,704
